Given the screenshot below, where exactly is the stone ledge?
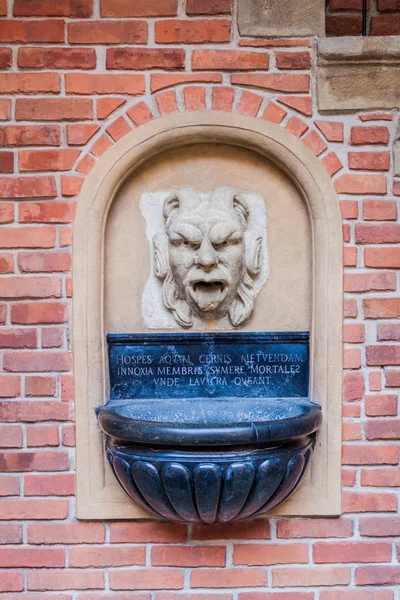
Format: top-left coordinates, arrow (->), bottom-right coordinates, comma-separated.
317,36 -> 400,112
238,0 -> 325,38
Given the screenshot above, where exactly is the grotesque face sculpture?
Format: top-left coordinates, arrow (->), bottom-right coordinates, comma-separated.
153,187 -> 263,328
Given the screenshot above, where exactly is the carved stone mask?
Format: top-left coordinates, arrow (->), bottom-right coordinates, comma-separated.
153,187 -> 263,328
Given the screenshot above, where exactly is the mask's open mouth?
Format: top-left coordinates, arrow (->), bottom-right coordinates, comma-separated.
192,281 -> 226,309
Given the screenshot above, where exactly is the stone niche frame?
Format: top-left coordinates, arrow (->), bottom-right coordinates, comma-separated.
73,111 -> 343,519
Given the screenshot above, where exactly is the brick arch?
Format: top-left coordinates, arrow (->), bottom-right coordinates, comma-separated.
64,83 -> 344,198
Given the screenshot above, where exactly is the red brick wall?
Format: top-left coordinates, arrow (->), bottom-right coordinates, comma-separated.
0,0 -> 400,597
327,0 -> 400,36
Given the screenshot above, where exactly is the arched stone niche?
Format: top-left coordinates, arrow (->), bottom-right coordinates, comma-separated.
73,111 -> 342,519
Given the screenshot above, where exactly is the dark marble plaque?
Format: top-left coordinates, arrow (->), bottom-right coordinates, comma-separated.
107,332 -> 309,400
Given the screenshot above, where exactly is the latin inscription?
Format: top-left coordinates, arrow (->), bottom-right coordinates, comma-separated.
108,332 -> 309,400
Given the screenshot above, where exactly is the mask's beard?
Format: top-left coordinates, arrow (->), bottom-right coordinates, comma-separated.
162,270 -> 255,328
228,272 -> 255,327
163,271 -> 193,328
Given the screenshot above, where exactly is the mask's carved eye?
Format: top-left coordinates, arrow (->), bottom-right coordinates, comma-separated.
182,240 -> 190,247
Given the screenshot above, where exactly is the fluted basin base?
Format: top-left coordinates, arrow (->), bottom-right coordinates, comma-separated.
106,436 -> 315,523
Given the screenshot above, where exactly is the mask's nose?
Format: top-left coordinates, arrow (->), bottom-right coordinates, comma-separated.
195,238 -> 218,270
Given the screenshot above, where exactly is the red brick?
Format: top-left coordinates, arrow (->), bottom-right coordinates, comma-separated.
378,0 -> 400,11
27,425 -> 59,447
69,21 -> 147,44
321,592 -> 393,600
0,449 -> 68,472
187,0 -> 231,14
277,96 -> 312,116
272,566 -> 350,587
366,394 -> 397,416
351,126 -> 389,145
4,350 -> 71,372
367,345 -> 400,366
91,135 -> 112,157
343,405 -> 361,418
262,102 -> 286,124
11,302 -> 68,325
0,204 -> 14,223
0,125 -> 60,147
234,543 -> 308,565
61,374 -> 74,402
322,152 -> 343,176
70,546 -> 146,567
341,201 -> 360,219
25,376 -> 56,397
126,103 -> 153,127
0,73 -> 59,95
313,541 -> 391,563
191,568 -> 267,589
0,227 -> 55,250
344,372 -> 365,401
101,0 -> 177,17
16,98 -> 93,121
18,251 -> 71,273
193,521 -> 271,540
329,0 -> 370,9
0,571 -> 23,592
155,19 -> 231,43
343,491 -> 397,512
106,117 -> 132,141
107,48 -> 185,70
344,348 -> 361,369
344,323 -> 365,343
343,444 -> 398,465
97,98 -> 126,120
29,522 -> 105,544
342,422 -> 362,441
0,152 -> 14,173
276,51 -> 311,69
345,272 -> 396,293
0,475 -> 20,496
0,253 -> 13,273
67,124 -> 99,145
237,91 -> 262,116
334,174 -> 387,195
25,473 -> 74,496
285,116 -> 308,137
61,176 -> 83,197
19,202 -> 75,223
277,518 -> 353,538
0,425 -> 23,448
360,112 -> 393,121
18,47 -> 96,70
156,90 -> 179,115
62,424 -> 75,446
378,323 -> 400,340
344,299 -> 358,318
28,570 -> 104,591
302,130 -> 327,156
371,15 -> 400,34
184,87 -> 206,110
365,247 -> 400,268
356,565 -> 400,586
193,50 -> 269,71
111,522 -> 187,543
232,73 -> 309,92
14,0 -> 92,17
0,401 -> 69,422
151,73 -> 221,93
0,499 -> 68,520
0,375 -> 21,398
0,327 -> 37,349
360,516 -> 400,536
326,15 -> 362,36
42,326 -> 64,348
365,419 -> 400,439
357,223 -> 400,244
0,277 -> 61,299
0,48 -> 11,70
110,569 -> 184,591
363,199 -> 397,221
152,546 -> 226,567
315,120 -> 344,142
369,372 -> 382,392
0,20 -> 65,43
0,176 -> 56,198
0,99 -> 11,120
20,149 -> 80,172
350,150 -> 391,172
0,547 -> 64,568
362,468 -> 400,486
0,524 -> 22,544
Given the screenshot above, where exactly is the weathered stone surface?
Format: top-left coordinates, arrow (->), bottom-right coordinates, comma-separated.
318,36 -> 400,112
238,0 -> 324,38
